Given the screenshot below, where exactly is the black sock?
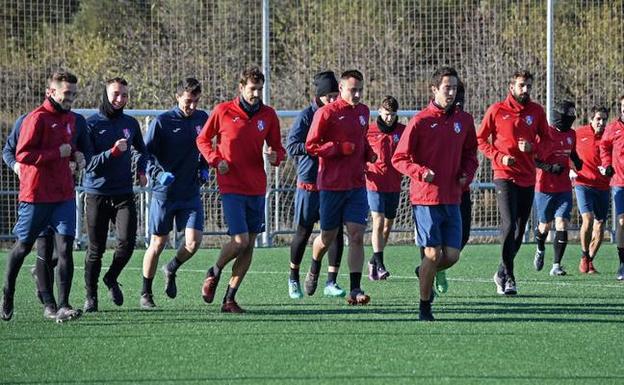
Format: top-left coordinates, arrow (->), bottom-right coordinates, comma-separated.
535,229 -> 547,251
349,272 -> 362,292
289,267 -> 299,282
419,247 -> 425,260
618,248 -> 624,264
582,250 -> 589,259
142,276 -> 153,295
553,231 -> 567,264
373,251 -> 384,267
310,258 -> 321,275
167,257 -> 183,273
419,299 -> 432,312
224,285 -> 238,303
327,271 -> 338,284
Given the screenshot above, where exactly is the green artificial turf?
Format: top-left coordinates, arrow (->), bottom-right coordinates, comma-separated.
1,244 -> 623,384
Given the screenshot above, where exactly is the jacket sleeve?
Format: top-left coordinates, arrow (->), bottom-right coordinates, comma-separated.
391,118 -> 428,181
477,105 -> 506,165
599,124 -> 614,168
196,108 -> 224,167
3,114 -> 26,171
461,118 -> 479,186
535,108 -> 551,153
84,116 -> 116,173
286,110 -> 311,157
130,119 -> 148,175
266,112 -> 286,166
305,108 -> 340,158
145,118 -> 166,180
16,113 -> 62,165
73,114 -> 93,165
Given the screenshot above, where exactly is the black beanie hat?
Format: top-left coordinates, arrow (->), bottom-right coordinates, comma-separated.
314,71 -> 339,97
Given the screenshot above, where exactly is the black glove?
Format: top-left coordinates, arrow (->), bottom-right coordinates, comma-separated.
599,165 -> 615,177
550,163 -> 564,175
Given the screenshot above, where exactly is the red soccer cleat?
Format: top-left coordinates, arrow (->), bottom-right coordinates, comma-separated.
579,256 -> 589,274
201,274 -> 220,304
347,289 -> 370,305
221,300 -> 246,313
587,260 -> 599,274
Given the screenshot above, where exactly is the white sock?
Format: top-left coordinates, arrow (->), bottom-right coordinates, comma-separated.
552,263 -> 560,269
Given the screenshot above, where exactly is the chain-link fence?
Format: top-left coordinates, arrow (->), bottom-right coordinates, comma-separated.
1,0 -> 623,246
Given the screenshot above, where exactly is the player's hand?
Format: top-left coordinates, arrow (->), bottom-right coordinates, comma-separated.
423,169 -> 435,183
74,151 -> 86,171
458,173 -> 467,186
217,160 -> 229,175
113,139 -> 128,152
12,162 -> 20,178
138,173 -> 148,187
199,169 -> 210,184
69,161 -> 77,174
264,146 -> 277,164
59,143 -> 72,158
599,165 -> 615,177
502,155 -> 515,166
550,163 -> 564,175
518,138 -> 532,153
158,172 -> 175,186
340,141 -> 355,155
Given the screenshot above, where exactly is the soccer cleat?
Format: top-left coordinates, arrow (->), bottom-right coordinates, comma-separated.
201,274 -> 220,304
1,294 -> 14,321
43,304 -> 57,320
162,265 -> 177,299
616,263 -> 624,281
534,249 -> 545,271
304,272 -> 319,296
31,267 -> 44,304
368,262 -> 378,281
376,266 -> 390,280
587,260 -> 599,274
55,307 -> 82,323
549,266 -> 567,276
504,277 -> 517,295
435,271 -> 448,294
579,256 -> 589,273
323,282 -> 346,297
288,280 -> 304,299
83,296 -> 98,313
419,303 -> 435,322
347,289 -> 370,305
103,275 -> 124,306
140,293 -> 156,309
221,300 -> 246,313
493,272 -> 505,295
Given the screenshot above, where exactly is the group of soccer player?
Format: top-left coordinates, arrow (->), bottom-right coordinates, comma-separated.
2,65 -> 623,323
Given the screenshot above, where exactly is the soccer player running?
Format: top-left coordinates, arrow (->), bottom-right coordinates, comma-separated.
599,95 -> 624,280
82,77 -> 148,312
533,101 -> 582,276
141,78 -> 209,309
477,70 -> 549,295
574,106 -> 610,275
1,70 -> 86,322
286,71 -> 346,299
392,67 -> 478,321
305,69 -> 377,305
198,67 -> 285,313
366,95 -> 405,280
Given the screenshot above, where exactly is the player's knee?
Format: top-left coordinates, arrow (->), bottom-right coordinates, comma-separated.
185,239 -> 201,253
617,215 -> 624,227
232,235 -> 250,252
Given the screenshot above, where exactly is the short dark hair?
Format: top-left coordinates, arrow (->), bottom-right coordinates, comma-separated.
340,69 -> 363,82
590,105 -> 609,118
429,66 -> 458,89
380,95 -> 399,112
510,70 -> 534,84
176,77 -> 201,96
48,70 -> 78,84
239,67 -> 265,86
106,77 -> 128,87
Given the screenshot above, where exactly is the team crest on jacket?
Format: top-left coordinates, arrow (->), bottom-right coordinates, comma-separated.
123,128 -> 130,139
257,120 -> 265,131
195,125 -> 201,135
454,122 -> 462,133
393,133 -> 400,143
359,115 -> 366,126
567,137 -> 572,145
525,115 -> 533,126
66,123 -> 72,135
